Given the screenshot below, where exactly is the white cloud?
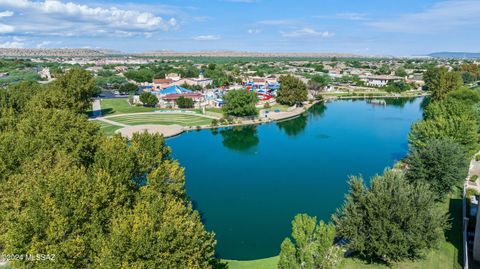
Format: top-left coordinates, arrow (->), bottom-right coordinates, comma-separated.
336,12 -> 368,21
0,37 -> 24,48
0,10 -> 14,17
0,23 -> 13,33
258,19 -> 296,26
193,35 -> 220,41
280,28 -> 334,38
36,40 -> 52,48
369,0 -> 480,33
0,0 -> 177,37
247,28 -> 261,34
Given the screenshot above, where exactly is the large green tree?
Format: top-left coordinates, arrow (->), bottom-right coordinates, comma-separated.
0,73 -> 218,268
222,89 -> 258,117
409,98 -> 479,153
277,75 -> 308,106
34,68 -> 99,112
278,214 -> 340,269
423,67 -> 463,101
139,92 -> 159,107
405,138 -> 468,199
333,169 -> 448,263
176,96 -> 194,108
307,75 -> 331,99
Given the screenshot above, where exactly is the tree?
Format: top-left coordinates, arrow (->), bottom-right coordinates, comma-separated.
0,72 -> 218,268
395,67 -> 407,78
277,75 -> 308,106
333,169 -> 448,263
222,90 -> 258,117
447,88 -> 480,106
139,92 -> 158,107
385,80 -> 410,93
377,64 -> 391,75
462,72 -> 476,84
176,96 -> 194,109
278,214 -> 340,269
308,75 -> 331,98
119,82 -> 138,94
424,67 -> 463,100
124,68 -> 154,82
29,69 -> 99,112
405,138 -> 468,199
409,98 -> 479,153
1,131 -> 218,268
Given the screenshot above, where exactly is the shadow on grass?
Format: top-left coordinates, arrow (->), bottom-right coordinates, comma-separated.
445,196 -> 463,268
86,108 -> 113,118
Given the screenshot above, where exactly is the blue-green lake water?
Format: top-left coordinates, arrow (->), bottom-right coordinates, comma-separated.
167,98 -> 424,260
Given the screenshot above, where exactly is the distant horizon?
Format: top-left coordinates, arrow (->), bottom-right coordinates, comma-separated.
2,47 -> 480,59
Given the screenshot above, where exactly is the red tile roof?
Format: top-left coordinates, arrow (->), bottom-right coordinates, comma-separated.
153,78 -> 173,84
162,93 -> 203,100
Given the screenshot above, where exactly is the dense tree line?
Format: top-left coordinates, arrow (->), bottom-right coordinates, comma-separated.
0,69 -> 218,268
279,67 -> 479,267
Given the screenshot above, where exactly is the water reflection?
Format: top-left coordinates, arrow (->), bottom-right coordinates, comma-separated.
309,102 -> 327,118
220,125 -> 259,153
277,113 -> 308,137
276,103 -> 327,137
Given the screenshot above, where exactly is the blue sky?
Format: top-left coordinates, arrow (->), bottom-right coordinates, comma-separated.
0,0 -> 479,55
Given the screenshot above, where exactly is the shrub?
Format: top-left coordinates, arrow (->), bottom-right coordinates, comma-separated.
176,96 -> 194,109
466,188 -> 480,199
471,175 -> 479,182
263,102 -> 271,109
211,119 -> 219,127
476,155 -> 480,162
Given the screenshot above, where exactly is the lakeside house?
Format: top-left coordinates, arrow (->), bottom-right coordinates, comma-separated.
359,75 -> 402,87
161,92 -> 204,108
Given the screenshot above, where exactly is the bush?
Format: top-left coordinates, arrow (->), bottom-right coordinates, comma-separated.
333,169 -> 448,263
466,188 -> 480,198
176,96 -> 194,109
263,102 -> 271,109
476,155 -> 480,162
211,119 -> 219,127
471,175 -> 478,182
139,92 -> 158,107
405,138 -> 468,200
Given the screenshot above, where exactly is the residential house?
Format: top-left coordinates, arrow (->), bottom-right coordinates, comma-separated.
360,75 -> 402,87
153,78 -> 174,90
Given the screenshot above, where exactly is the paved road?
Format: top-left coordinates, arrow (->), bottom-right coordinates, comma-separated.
95,117 -> 128,127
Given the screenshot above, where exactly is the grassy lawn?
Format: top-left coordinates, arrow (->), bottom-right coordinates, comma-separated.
225,256 -> 279,269
100,98 -> 155,115
92,120 -> 123,136
206,107 -> 223,114
107,114 -> 212,127
269,104 -> 290,111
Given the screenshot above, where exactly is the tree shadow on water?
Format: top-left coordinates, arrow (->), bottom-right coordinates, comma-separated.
220,125 -> 259,154
276,113 -> 308,137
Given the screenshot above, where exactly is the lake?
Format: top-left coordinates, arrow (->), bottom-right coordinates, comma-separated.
167,98 -> 424,260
